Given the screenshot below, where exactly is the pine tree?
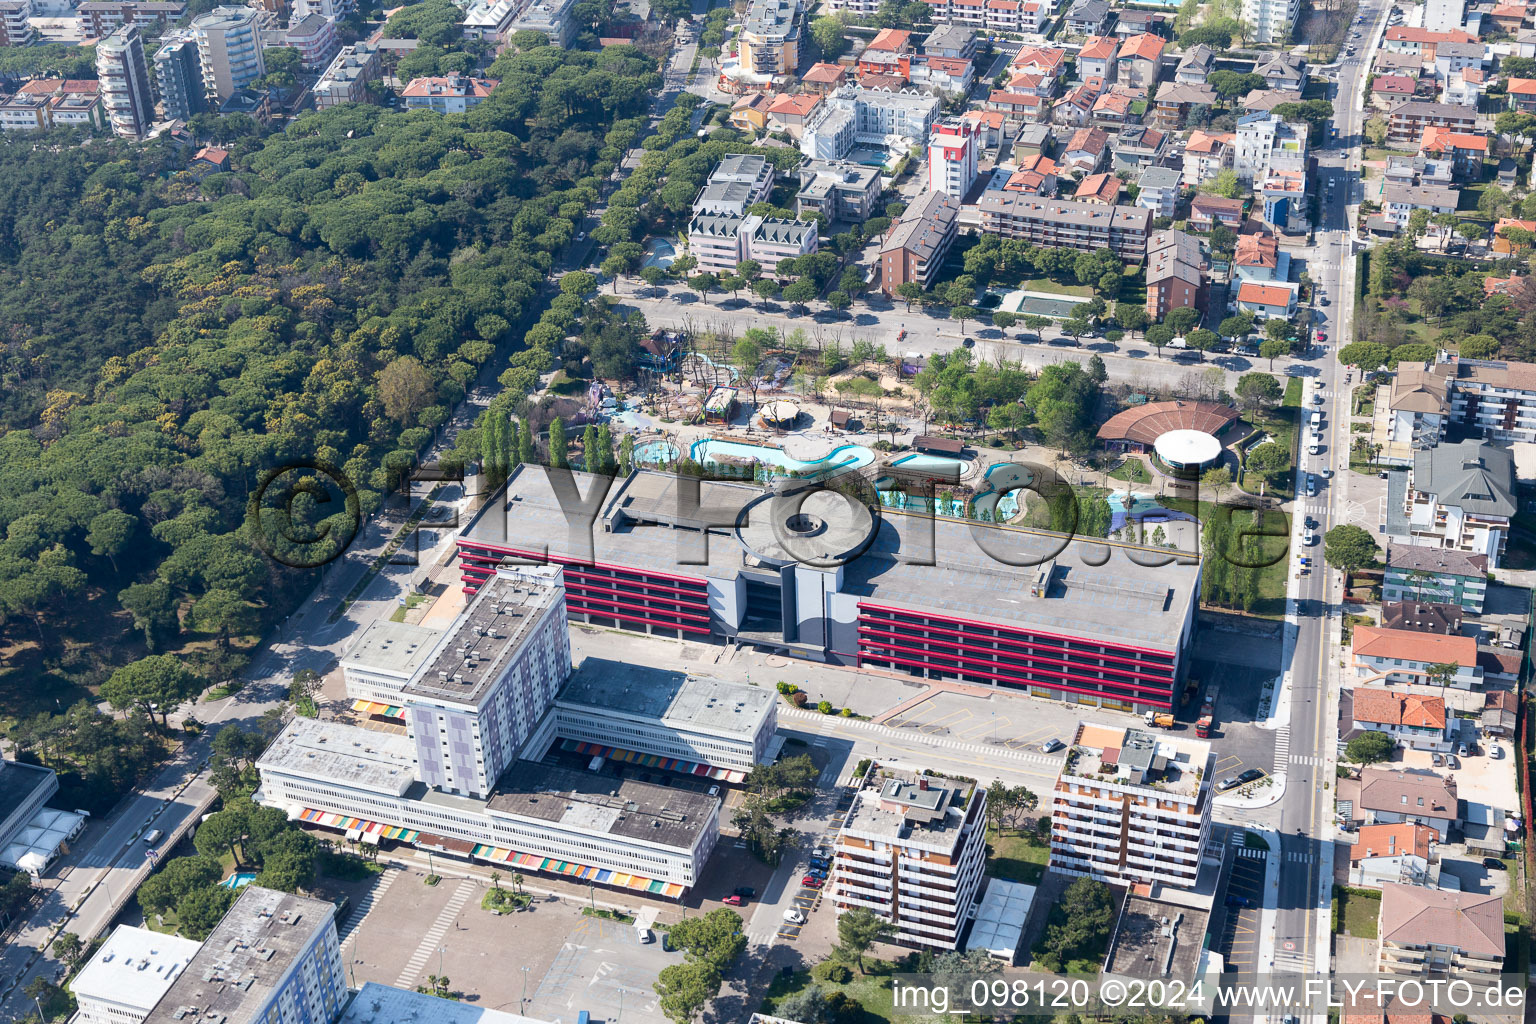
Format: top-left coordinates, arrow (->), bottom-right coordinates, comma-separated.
618,434 -> 635,474
548,418 -> 568,469
595,424 -> 614,474
517,417 -> 535,466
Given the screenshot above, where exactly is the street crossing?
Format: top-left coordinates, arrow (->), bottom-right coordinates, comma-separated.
394,877 -> 477,990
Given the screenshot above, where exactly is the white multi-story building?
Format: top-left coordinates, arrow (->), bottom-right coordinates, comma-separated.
508,0 -> 577,46
1377,884 -> 1504,980
70,926 -> 202,1024
1241,0 -> 1299,43
153,30 -> 205,120
284,13 -> 339,71
739,0 -> 803,77
341,618 -> 443,710
402,75 -> 499,113
462,0 -> 518,39
927,117 -> 978,197
831,771 -> 989,950
1234,111 -> 1307,185
825,84 -> 942,152
1423,0 -> 1465,33
401,566 -> 569,799
255,716 -> 719,892
524,669 -> 778,778
96,24 -> 155,138
799,104 -> 855,160
313,41 -> 381,108
141,887 -> 346,1024
1050,722 -> 1213,890
0,0 -> 34,46
191,6 -> 264,101
709,154 -> 776,204
1347,823 -> 1444,889
1397,439 -> 1516,565
291,0 -> 353,22
686,211 -> 816,275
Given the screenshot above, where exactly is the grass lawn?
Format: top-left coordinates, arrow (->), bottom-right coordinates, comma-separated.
1339,888 -> 1381,939
548,370 -> 587,396
1283,377 -> 1302,407
389,592 -> 430,622
987,827 -> 1049,884
1016,276 -> 1093,298
762,965 -> 899,1023
1159,499 -> 1292,618
1109,459 -> 1151,483
1506,918 -> 1530,978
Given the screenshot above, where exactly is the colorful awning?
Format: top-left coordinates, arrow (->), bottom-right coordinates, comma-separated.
351,699 -> 404,718
561,739 -> 746,784
298,808 -> 417,843
466,844 -> 683,898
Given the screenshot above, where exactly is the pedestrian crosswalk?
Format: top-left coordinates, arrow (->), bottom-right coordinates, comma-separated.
1272,948 -> 1313,972
394,877 -> 477,990
1283,851 -> 1311,864
1236,846 -> 1268,860
1273,726 -> 1291,771
1290,754 -> 1324,766
338,865 -> 397,947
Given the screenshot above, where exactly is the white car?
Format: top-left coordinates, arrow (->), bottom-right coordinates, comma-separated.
143,829 -> 163,845
783,908 -> 805,924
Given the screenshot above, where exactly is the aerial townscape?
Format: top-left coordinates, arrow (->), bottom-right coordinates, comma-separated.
6,0 -> 1536,1017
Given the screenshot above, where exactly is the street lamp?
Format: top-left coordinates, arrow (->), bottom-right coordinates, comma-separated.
521,966 -> 531,1012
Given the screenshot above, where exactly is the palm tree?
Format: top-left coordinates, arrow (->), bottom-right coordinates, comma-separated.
512,873 -> 524,895
491,871 -> 502,890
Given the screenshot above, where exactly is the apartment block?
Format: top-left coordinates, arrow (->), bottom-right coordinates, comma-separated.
141,887 -> 347,1024
285,13 -> 339,71
1388,100 -> 1476,146
313,42 -> 381,108
831,771 -> 988,949
1393,353 -> 1536,445
1181,130 -> 1233,186
70,926 -> 201,1024
461,0 -> 518,39
976,193 -> 1151,262
153,31 -> 206,120
1050,722 -> 1214,889
709,153 -> 776,204
1376,884 -> 1504,980
739,0 -> 803,78
927,117 -> 978,197
1347,823 -> 1443,889
509,0 -> 578,47
799,104 -> 855,160
1381,544 -> 1488,613
1351,626 -> 1481,690
796,159 -> 882,222
1145,228 -> 1206,320
686,210 -> 816,275
192,6 -> 265,101
402,566 -> 570,799
0,79 -> 106,133
77,0 -> 182,37
1241,0 -> 1299,43
0,0 -> 34,46
1396,439 -> 1515,566
880,189 -> 959,293
1348,687 -> 1453,752
97,24 -> 155,138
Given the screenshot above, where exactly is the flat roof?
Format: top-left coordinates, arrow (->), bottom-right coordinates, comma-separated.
841,770 -> 972,848
0,759 -> 54,835
1154,429 -> 1222,466
142,887 -> 337,1024
559,657 -> 774,738
1066,721 -> 1211,798
404,566 -> 562,707
1103,893 -> 1210,981
342,619 -> 443,677
486,761 -> 716,849
340,983 -> 556,1024
70,926 -> 202,1012
966,878 -> 1035,959
464,467 -> 1199,653
257,716 -> 416,795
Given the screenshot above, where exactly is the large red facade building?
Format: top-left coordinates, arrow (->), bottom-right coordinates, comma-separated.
458,467 -> 1201,712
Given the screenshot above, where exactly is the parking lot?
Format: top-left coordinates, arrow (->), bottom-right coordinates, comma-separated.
1190,658 -> 1281,779
1396,741 -> 1519,818
1213,833 -> 1268,972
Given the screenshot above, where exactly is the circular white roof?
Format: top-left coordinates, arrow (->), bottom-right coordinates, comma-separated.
1154,429 -> 1222,466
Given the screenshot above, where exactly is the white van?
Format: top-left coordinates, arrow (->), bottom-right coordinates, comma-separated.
1309,411 -> 1322,427
1167,336 -> 1188,349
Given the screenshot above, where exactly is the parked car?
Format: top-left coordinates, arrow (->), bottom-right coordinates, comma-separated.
1491,745 -> 1504,760
784,909 -> 805,924
733,887 -> 755,897
1484,857 -> 1507,870
639,929 -> 655,944
802,876 -> 825,889
1458,743 -> 1470,756
723,894 -> 746,906
1431,752 -> 1445,767
1040,738 -> 1064,753
1235,768 -> 1264,786
1226,894 -> 1251,907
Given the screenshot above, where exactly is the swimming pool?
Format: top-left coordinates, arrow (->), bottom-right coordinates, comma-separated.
633,440 -> 679,464
220,872 -> 257,890
642,238 -> 676,270
890,452 -> 970,475
689,439 -> 875,476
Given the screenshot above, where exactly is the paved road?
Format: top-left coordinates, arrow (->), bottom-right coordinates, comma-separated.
613,287 -> 1322,392
1268,0 -> 1387,997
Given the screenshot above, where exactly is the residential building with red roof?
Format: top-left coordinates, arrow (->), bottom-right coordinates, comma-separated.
730,92 -> 770,131
1377,884 -> 1504,979
866,27 -> 912,51
1189,194 -> 1243,229
986,90 -> 1047,120
800,62 -> 845,93
1347,823 -> 1442,889
1417,126 -> 1488,178
1181,130 -> 1233,187
1383,26 -> 1477,61
1073,171 -> 1120,204
1090,89 -> 1133,126
1372,74 -> 1419,110
1349,687 -> 1452,751
1508,75 -> 1536,111
402,75 -> 498,113
1233,281 -> 1295,319
1351,626 -> 1481,688
1076,34 -> 1118,80
1115,32 -> 1164,88
765,91 -> 821,128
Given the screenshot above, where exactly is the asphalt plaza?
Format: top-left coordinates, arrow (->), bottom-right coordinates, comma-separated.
882,689 -> 1121,752
1214,837 -> 1267,970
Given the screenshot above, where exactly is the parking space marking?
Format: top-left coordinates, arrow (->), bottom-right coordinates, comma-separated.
921,709 -> 972,734
1214,754 -> 1243,770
